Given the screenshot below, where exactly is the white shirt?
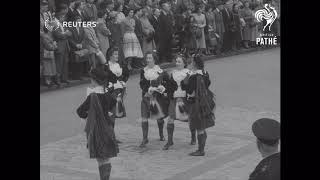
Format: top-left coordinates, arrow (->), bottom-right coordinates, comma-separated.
144,65 -> 163,81
86,86 -> 105,96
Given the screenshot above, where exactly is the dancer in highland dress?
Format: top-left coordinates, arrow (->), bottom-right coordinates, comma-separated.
162,54 -> 197,150
103,47 -> 130,143
139,51 -> 170,148
181,54 -> 216,156
76,67 -> 119,180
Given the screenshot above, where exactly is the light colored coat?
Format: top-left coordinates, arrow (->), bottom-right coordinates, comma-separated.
95,19 -> 111,58
84,26 -> 100,54
140,17 -> 156,55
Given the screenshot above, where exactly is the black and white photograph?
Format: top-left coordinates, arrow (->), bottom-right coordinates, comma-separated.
40,0 -> 280,179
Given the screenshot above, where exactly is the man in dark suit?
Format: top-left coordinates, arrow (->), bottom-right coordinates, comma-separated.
249,118 -> 280,180
221,2 -> 233,53
134,8 -> 144,49
158,2 -> 174,63
73,1 -> 84,20
52,11 -> 72,84
69,15 -> 86,80
149,8 -> 161,48
132,8 -> 145,68
65,0 -> 77,22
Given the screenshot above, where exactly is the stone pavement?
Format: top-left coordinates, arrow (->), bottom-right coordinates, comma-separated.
40,106 -> 280,180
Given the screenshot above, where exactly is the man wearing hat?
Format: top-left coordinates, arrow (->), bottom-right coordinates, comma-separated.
249,118 -> 280,180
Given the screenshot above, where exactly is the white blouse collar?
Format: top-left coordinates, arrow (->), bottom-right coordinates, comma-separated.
144,65 -> 163,80
86,86 -> 105,96
172,68 -> 189,83
108,61 -> 122,77
195,69 -> 204,75
144,65 -> 162,73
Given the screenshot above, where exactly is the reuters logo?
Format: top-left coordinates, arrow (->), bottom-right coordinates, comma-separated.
44,18 -> 59,32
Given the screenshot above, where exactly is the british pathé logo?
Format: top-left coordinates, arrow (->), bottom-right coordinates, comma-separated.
255,3 -> 277,32
255,3 -> 278,46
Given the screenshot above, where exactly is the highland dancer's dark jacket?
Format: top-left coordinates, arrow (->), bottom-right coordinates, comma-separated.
181,69 -> 215,130
77,92 -> 119,159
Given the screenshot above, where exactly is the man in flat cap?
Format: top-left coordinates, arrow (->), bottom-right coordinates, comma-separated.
249,118 -> 280,180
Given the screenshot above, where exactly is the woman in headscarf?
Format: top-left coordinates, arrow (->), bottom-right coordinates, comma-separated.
162,54 -> 197,150
139,51 -> 170,148
181,54 -> 216,156
76,67 -> 119,180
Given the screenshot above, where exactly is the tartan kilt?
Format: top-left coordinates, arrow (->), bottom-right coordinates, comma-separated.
141,92 -> 169,119
110,88 -> 126,118
123,32 -> 143,59
168,97 -> 189,122
188,101 -> 215,130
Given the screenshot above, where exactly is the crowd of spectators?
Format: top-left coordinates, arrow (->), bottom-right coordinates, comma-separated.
40,0 -> 280,88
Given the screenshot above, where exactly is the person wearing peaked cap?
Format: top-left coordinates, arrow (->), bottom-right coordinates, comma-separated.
159,0 -> 169,7
40,0 -> 48,6
249,118 -> 280,180
77,66 -> 119,180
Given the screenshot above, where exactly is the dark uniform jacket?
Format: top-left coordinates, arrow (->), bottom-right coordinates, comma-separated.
249,152 -> 280,180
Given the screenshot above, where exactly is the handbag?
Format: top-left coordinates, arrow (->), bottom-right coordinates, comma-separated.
115,98 -> 125,118
208,30 -> 218,47
74,49 -> 89,62
194,27 -> 202,39
43,49 -> 54,59
146,31 -> 154,42
95,50 -> 107,64
249,19 -> 258,28
229,21 -> 237,32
